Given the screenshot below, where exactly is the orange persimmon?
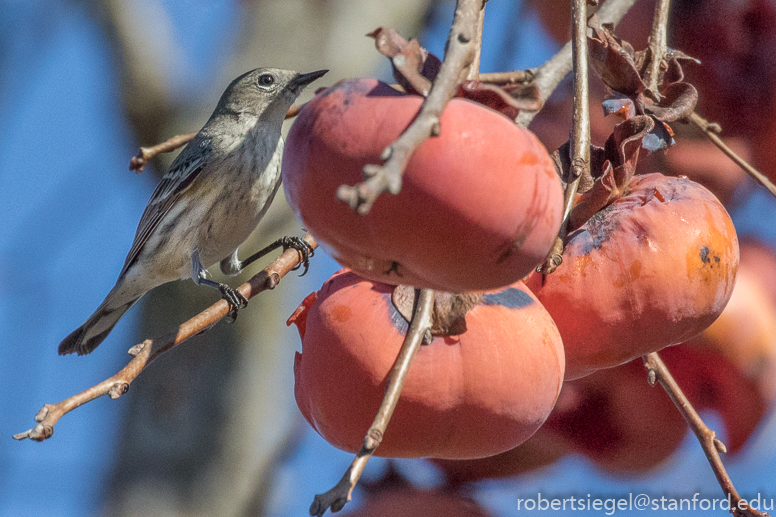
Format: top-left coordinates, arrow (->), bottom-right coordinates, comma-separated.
289,270 -> 565,459
283,78 -> 563,292
526,173 -> 739,380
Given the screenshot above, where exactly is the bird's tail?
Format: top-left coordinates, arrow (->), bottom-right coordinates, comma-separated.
58,295 -> 140,356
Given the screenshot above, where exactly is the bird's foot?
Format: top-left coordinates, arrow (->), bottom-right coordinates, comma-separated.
282,237 -> 315,276
219,283 -> 248,322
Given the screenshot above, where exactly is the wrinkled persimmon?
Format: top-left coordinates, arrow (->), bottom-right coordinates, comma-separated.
526,173 -> 739,380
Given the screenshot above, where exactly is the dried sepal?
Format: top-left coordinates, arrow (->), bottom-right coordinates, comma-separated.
588,15 -> 647,99
567,116 -> 654,230
644,80 -> 698,123
456,81 -> 543,119
391,285 -> 483,337
368,27 -> 441,96
589,16 -> 699,126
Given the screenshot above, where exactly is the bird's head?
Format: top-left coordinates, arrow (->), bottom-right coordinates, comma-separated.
216,67 -> 328,122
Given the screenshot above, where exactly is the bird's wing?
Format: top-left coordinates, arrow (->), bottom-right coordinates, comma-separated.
119,139 -> 213,278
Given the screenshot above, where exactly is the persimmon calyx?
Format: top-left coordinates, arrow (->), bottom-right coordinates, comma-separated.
391,285 -> 483,337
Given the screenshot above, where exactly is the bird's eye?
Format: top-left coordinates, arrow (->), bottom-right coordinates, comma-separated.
257,74 -> 275,87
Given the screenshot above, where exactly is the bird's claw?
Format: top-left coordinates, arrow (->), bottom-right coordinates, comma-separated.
219,283 -> 248,323
283,237 -> 315,276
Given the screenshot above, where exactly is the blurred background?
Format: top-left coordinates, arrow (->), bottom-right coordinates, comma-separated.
2,0 -> 776,516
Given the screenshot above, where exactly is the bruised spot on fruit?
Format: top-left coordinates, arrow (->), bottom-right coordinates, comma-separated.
497,233 -> 529,263
699,246 -> 721,265
482,288 -> 534,309
388,301 -> 410,334
330,304 -> 352,323
700,246 -> 711,264
630,260 -> 642,280
517,151 -> 539,167
579,204 -> 618,252
572,253 -> 595,276
688,245 -> 725,284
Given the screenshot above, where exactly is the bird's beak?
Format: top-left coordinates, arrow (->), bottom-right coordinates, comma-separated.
290,69 -> 328,92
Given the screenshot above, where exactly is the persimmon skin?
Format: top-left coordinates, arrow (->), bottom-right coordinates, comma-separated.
290,270 -> 565,459
430,425 -> 570,485
283,78 -> 563,292
545,360 -> 688,474
526,173 -> 739,380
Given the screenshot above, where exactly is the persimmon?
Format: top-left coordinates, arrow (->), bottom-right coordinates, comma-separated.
526,173 -> 739,380
544,360 -> 688,474
430,417 -> 570,485
739,239 -> 776,306
282,78 -> 563,292
667,256 -> 776,452
548,257 -> 776,473
289,269 -> 565,459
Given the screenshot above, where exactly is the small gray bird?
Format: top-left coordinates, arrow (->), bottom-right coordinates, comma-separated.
59,67 -> 327,356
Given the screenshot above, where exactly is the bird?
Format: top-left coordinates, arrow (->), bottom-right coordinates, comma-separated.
58,67 -> 328,356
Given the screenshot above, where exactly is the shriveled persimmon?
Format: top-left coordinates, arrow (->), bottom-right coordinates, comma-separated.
526,173 -> 739,380
282,78 -> 563,292
289,269 -> 565,459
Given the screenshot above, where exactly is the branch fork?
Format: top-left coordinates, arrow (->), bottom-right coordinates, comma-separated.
336,0 -> 484,215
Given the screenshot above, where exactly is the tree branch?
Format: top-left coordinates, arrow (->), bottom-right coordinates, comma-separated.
479,70 -> 534,84
643,353 -> 771,517
309,288 -> 435,517
689,112 -> 776,199
128,102 -> 310,173
129,132 -> 197,173
515,0 -> 639,127
466,1 -> 486,81
335,0 -> 483,214
14,234 -> 318,442
539,0 -> 591,275
643,0 -> 671,101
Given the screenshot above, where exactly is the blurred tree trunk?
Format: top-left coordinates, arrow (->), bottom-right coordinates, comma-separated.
92,1 -> 432,516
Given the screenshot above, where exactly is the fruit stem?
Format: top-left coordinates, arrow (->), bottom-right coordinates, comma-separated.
538,0 -> 591,275
309,289 -> 435,517
642,352 -> 771,517
689,112 -> 776,199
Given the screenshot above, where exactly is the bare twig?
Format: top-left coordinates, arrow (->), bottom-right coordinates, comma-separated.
467,1 -> 486,81
336,0 -> 483,214
689,112 -> 776,199
309,289 -> 435,517
515,0 -> 638,127
643,353 -> 771,517
13,235 -> 318,442
539,0 -> 591,275
129,102 -> 310,173
643,0 -> 671,101
129,132 -> 196,173
478,70 -> 535,84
